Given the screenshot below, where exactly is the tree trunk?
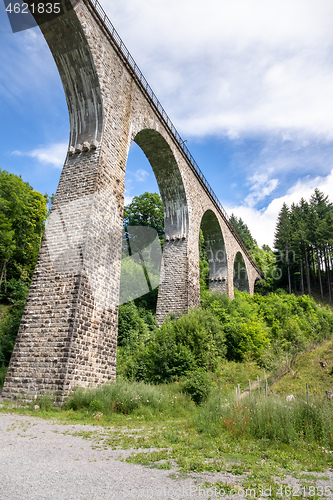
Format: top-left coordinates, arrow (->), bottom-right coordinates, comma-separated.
324,246 -> 332,304
0,260 -> 6,291
305,248 -> 311,297
310,247 -> 316,288
287,258 -> 292,294
317,249 -> 324,300
300,256 -> 305,295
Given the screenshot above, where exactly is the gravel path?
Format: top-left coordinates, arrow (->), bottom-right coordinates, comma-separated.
1,412 -> 332,500
0,412 -> 238,500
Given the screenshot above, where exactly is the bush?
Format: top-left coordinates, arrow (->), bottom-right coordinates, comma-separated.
203,290 -> 333,367
0,365 -> 7,388
129,307 -> 226,383
209,292 -> 270,362
117,302 -> 155,350
0,278 -> 29,304
181,369 -> 213,405
0,300 -> 25,366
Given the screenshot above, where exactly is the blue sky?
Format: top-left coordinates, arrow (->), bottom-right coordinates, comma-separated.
1,0 -> 333,248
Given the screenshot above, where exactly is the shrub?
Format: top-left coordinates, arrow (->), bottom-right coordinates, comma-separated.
0,301 -> 25,366
180,369 -> 213,405
117,301 -> 155,349
0,365 -> 7,388
204,290 -> 333,366
130,307 -> 226,383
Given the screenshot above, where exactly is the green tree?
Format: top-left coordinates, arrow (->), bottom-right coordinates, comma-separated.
230,214 -> 257,252
272,191 -> 332,301
0,169 -> 48,295
123,192 -> 164,239
122,192 -> 164,309
0,170 -> 48,369
308,189 -> 333,301
274,203 -> 292,294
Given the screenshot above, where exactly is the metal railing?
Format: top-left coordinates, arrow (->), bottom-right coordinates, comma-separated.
85,0 -> 262,275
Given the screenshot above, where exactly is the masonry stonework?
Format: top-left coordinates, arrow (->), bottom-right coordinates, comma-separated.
2,0 -> 261,401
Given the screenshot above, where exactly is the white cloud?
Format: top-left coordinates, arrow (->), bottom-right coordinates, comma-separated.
102,0 -> 333,141
245,172 -> 279,208
227,168 -> 333,248
134,168 -> 149,182
124,195 -> 133,205
12,142 -> 68,168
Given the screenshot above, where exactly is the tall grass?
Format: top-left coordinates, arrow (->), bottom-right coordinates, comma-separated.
64,379 -> 194,417
196,392 -> 333,449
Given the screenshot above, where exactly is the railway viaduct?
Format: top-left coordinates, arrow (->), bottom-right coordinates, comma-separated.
2,0 -> 262,400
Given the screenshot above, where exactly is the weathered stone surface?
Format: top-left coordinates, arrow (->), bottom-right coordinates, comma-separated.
2,0 -> 261,401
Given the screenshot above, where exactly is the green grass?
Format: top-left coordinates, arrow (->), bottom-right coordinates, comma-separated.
1,376 -> 332,493
213,360 -> 267,394
1,334 -> 333,493
272,338 -> 333,396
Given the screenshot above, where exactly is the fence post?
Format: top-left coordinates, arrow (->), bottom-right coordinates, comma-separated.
263,369 -> 269,398
257,375 -> 260,396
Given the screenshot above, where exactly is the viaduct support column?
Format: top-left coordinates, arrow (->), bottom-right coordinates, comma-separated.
2,146 -> 125,400
2,0 -> 127,400
156,238 -> 189,324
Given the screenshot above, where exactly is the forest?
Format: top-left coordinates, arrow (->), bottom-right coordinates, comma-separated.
231,189 -> 333,303
0,169 -> 48,373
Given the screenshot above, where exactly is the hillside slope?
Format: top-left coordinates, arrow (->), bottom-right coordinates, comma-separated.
272,337 -> 333,397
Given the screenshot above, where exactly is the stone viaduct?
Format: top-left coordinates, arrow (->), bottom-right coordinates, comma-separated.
2,0 -> 262,400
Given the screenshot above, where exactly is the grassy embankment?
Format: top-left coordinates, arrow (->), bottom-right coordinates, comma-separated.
1,347 -> 333,497
1,292 -> 333,496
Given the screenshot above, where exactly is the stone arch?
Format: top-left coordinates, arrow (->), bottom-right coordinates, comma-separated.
30,0 -> 104,150
133,129 -> 188,238
233,251 -> 250,293
200,210 -> 228,294
132,129 -> 189,322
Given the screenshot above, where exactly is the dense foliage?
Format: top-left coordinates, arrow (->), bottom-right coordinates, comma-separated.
123,192 -> 164,240
230,214 -> 258,253
0,169 -> 47,293
0,169 -> 48,365
274,189 -> 333,302
121,192 -> 165,309
1,176 -> 333,396
117,290 -> 333,386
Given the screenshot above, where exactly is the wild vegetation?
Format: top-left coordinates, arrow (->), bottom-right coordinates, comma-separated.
117,290 -> 333,385
0,169 -> 48,369
2,355 -> 333,494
